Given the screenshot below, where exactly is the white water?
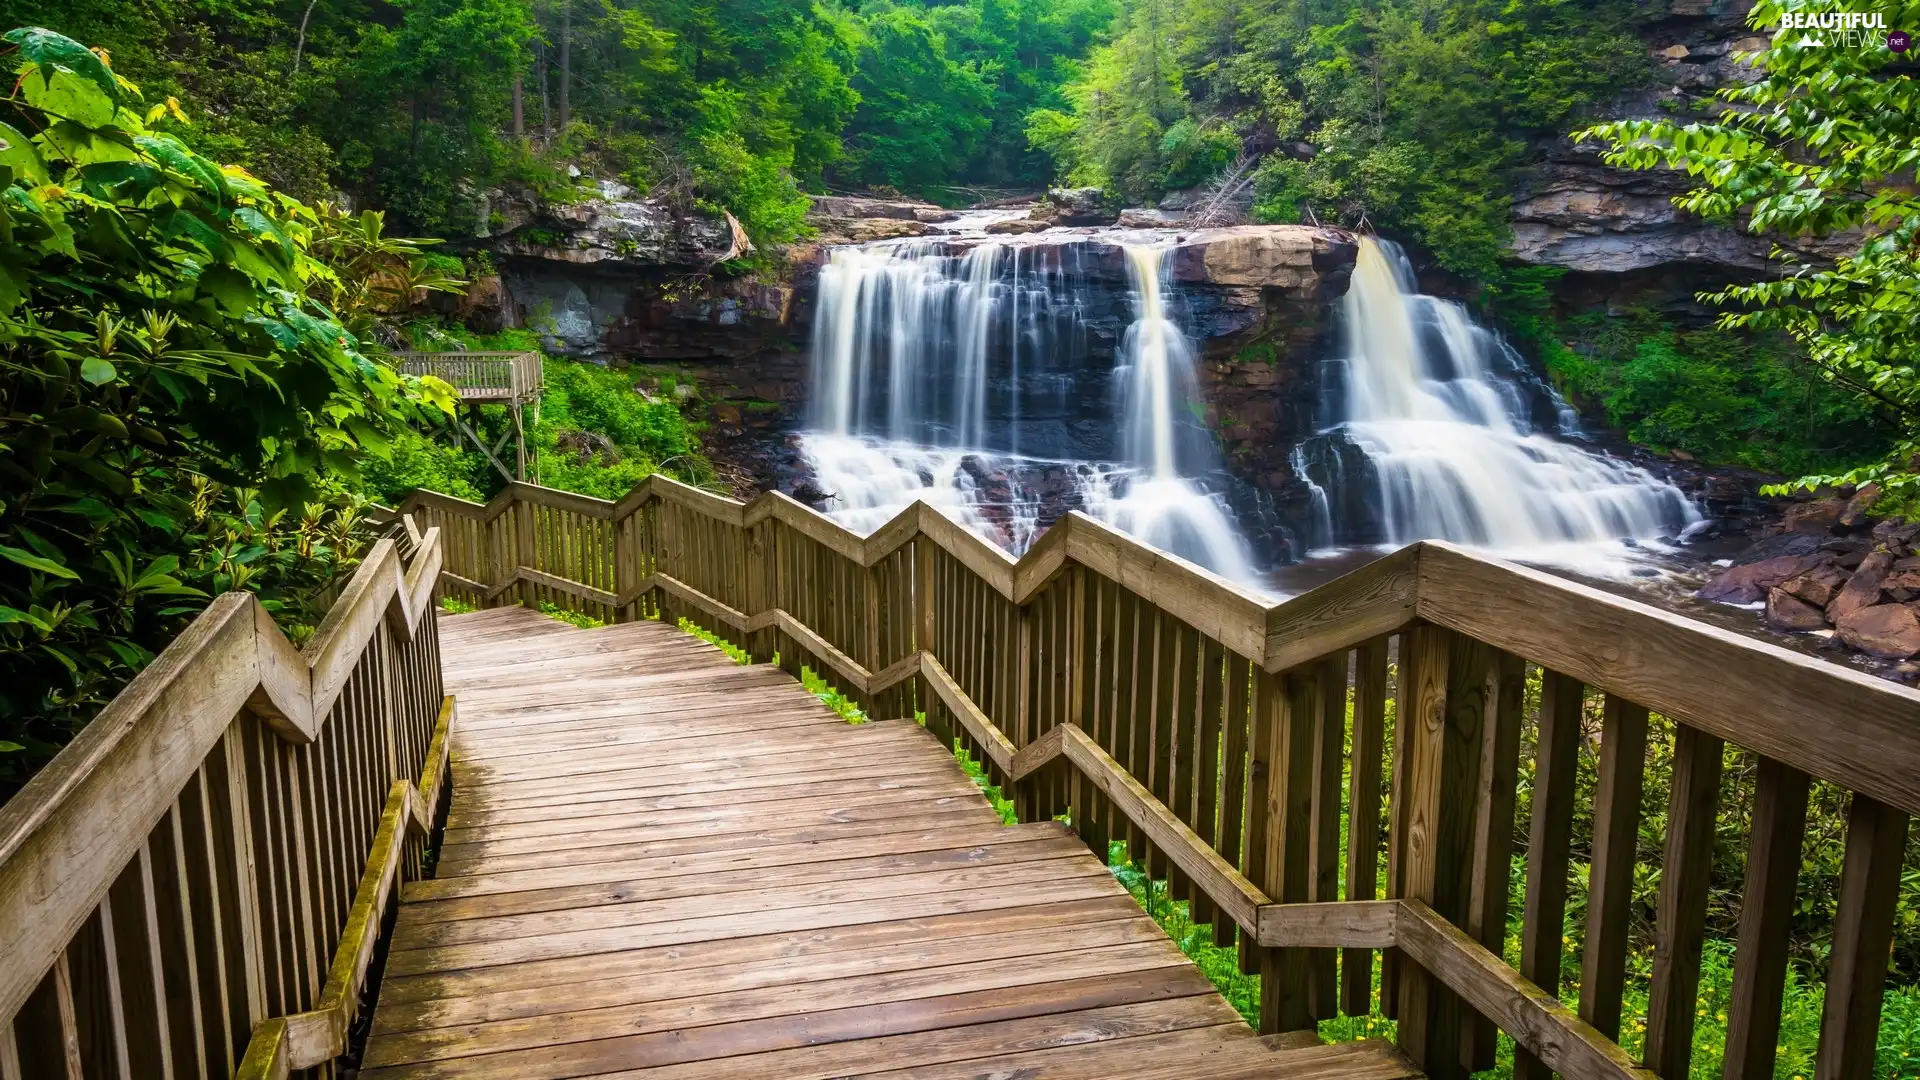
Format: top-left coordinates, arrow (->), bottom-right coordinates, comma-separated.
1302,238 -> 1696,573
1096,246 -> 1255,580
800,219 -> 1255,579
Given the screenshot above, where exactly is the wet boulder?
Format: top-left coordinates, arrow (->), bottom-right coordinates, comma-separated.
1836,602 -> 1920,658
1766,588 -> 1830,631
1698,554 -> 1825,603
1827,549 -> 1895,623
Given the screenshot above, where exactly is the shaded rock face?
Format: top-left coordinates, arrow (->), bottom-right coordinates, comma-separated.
1510,1 -> 1789,282
480,181 -> 751,275
1034,187 -> 1120,226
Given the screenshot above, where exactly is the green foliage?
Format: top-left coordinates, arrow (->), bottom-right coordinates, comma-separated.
676,616 -> 752,663
440,595 -> 478,614
800,666 -> 869,723
0,29 -> 449,795
838,0 -> 1118,193
1580,0 -> 1920,499
367,349 -> 713,505
1041,0 -> 1650,274
537,600 -> 603,628
836,7 -> 993,192
1508,306 -> 1892,478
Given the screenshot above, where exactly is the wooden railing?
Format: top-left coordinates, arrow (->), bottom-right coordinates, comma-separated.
393,351 -> 542,403
0,519 -> 451,1080
401,476 -> 1920,1080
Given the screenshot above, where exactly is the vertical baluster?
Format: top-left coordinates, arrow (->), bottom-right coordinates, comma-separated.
1167,623 -> 1200,904
1110,587 -> 1140,858
180,765 -> 238,1073
14,952 -> 82,1078
1580,694 -> 1650,1043
1191,635 -> 1225,933
1343,636 -> 1389,1015
1642,722 -> 1724,1079
111,844 -> 174,1080
1217,651 -> 1251,947
149,805 -> 208,1078
1722,757 -> 1810,1080
1816,793 -> 1910,1080
1126,596 -> 1152,866
1260,665 -> 1316,1034
1513,669 -> 1583,1080
1395,626 -> 1486,1080
1307,653 -> 1347,1021
1381,629 -> 1415,1018
1241,665 -> 1277,979
1461,650 -> 1525,1069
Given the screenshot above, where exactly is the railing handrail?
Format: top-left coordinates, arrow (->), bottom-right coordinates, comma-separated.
391,351 -> 542,398
395,477 -> 1920,818
0,524 -> 443,1024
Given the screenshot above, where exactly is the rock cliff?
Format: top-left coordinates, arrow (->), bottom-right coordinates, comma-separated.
1508,1 -> 1769,282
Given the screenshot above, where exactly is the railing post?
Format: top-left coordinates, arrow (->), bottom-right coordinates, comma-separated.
745,518 -> 774,662
1392,623 -> 1486,1080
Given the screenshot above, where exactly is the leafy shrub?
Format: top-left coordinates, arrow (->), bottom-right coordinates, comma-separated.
1533,312 -> 1891,478
0,28 -> 448,796
360,430 -> 486,503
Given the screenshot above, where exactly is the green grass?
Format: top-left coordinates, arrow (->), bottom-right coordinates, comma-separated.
538,601 -> 604,629
439,596 -> 478,614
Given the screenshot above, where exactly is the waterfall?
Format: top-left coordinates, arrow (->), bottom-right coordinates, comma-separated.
798,221 -> 1256,581
1092,246 -> 1255,580
1300,237 -> 1697,564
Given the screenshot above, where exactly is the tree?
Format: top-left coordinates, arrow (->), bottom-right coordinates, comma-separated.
0,29 -> 455,790
839,7 -> 992,192
1581,0 -> 1920,496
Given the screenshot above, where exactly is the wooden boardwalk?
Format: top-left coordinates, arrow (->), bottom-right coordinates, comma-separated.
358,608 -> 1419,1079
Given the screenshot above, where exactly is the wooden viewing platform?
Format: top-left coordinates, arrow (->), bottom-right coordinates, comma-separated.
3,475 -> 1916,1080
394,352 -> 543,483
357,606 -> 1415,1078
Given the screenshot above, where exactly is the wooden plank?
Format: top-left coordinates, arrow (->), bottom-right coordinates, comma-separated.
362,968 -> 1218,1080
365,943 -> 1199,1067
1514,668 -> 1583,1080
1394,901 -> 1654,1080
1816,793 -> 1909,1080
1578,694 -> 1648,1042
1642,723 -> 1723,1079
1394,624 -> 1484,1079
1343,635 -> 1389,1015
1463,648 -> 1525,1069
1417,541 -> 1920,818
1721,758 -> 1810,1080
1307,653 -> 1347,1020
1263,545 -> 1420,673
580,997 -> 1244,1080
375,917 -> 1173,1035
377,896 -> 1146,1008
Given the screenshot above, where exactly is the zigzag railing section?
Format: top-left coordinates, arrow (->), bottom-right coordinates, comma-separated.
396,477 -> 1920,1080
0,520 -> 452,1080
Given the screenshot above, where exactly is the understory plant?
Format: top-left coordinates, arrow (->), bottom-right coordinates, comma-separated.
0,28 -> 452,797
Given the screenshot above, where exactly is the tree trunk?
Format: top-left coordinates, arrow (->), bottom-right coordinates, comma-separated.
512,71 -> 525,142
557,0 -> 571,133
537,46 -> 552,143
292,0 -> 318,74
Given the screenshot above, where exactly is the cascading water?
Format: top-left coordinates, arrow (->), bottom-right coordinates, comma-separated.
1296,238 -> 1697,570
798,217 -> 1256,580
1084,246 -> 1255,580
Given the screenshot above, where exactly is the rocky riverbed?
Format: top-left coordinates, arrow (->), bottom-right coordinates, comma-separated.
1695,487 -> 1920,677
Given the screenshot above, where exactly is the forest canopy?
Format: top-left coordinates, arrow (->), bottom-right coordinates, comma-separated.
0,0 -> 1649,266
